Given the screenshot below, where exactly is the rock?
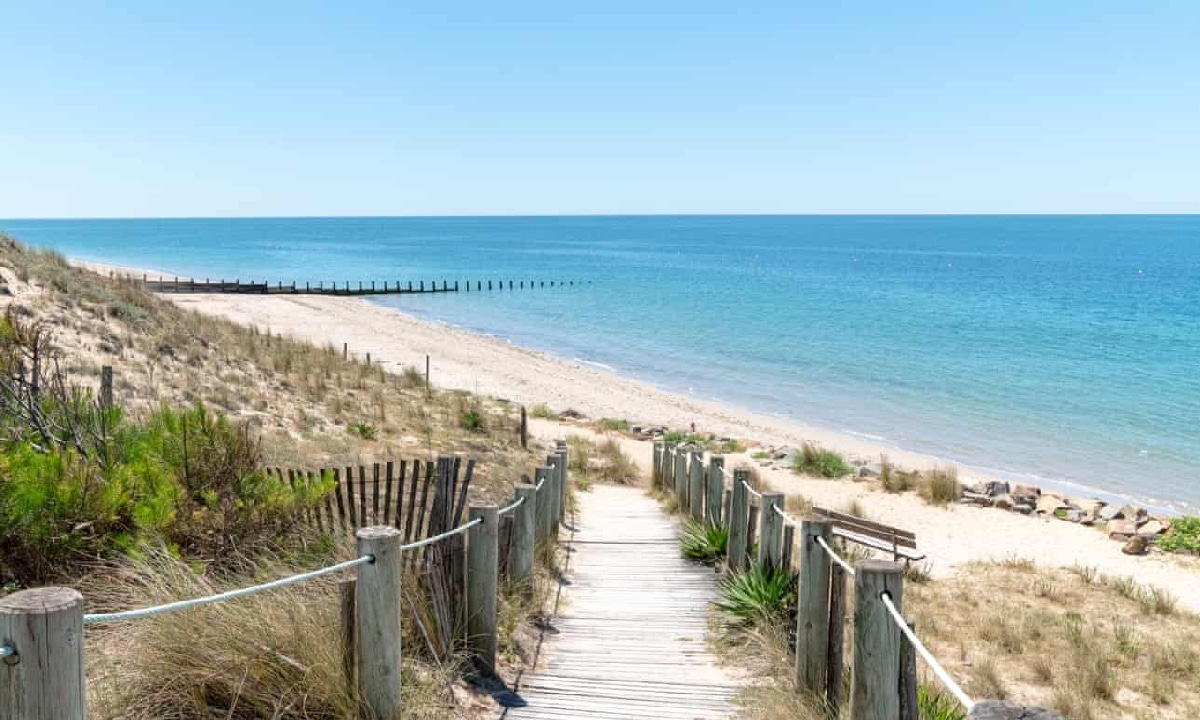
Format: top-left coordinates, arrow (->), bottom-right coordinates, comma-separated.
1120,504 -> 1147,522
1122,535 -> 1150,555
985,480 -> 1011,497
967,699 -> 1065,719
1036,494 -> 1069,515
857,464 -> 880,479
1098,505 -> 1124,521
1013,483 -> 1042,498
1137,519 -> 1167,536
1062,509 -> 1084,523
1106,519 -> 1138,540
962,491 -> 993,507
1013,503 -> 1035,515
993,494 -> 1014,510
630,425 -> 642,434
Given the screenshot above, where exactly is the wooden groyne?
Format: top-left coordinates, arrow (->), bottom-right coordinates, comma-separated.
138,275 -> 589,296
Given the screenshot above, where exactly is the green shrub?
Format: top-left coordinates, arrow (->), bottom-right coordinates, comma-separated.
460,409 -> 484,431
529,403 -> 560,420
715,562 -> 796,626
680,520 -> 728,565
1158,516 -> 1200,554
350,422 -> 376,440
598,417 -> 629,432
792,442 -> 851,478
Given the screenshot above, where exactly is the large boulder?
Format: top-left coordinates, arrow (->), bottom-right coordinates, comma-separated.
1098,504 -> 1124,521
1122,535 -> 1150,555
968,700 -> 1064,719
1106,519 -> 1138,540
1036,494 -> 1069,515
1138,519 -> 1168,536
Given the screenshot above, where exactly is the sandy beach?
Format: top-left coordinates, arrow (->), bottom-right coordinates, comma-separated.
77,262 -> 1200,611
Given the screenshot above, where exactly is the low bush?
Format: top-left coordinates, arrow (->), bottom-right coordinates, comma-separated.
598,417 -> 629,432
349,421 -> 376,440
680,520 -> 729,565
715,562 -> 796,627
530,403 -> 560,420
1158,516 -> 1200,554
792,442 -> 851,478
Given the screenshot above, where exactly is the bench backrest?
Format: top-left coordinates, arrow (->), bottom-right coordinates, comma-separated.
812,506 -> 917,549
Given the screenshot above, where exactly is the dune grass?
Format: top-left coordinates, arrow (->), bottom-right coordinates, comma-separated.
792,442 -> 852,478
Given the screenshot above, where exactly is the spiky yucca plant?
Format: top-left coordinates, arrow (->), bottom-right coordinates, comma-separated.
714,562 -> 796,626
680,520 -> 729,565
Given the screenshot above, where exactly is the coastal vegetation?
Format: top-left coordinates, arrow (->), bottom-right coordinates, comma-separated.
0,236 -> 555,718
566,434 -> 638,487
1158,516 -> 1200,554
680,519 -> 729,565
791,441 -> 852,478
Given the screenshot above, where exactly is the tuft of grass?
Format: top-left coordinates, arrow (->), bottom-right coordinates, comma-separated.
680,520 -> 729,565
918,686 -> 967,720
918,466 -> 961,506
349,421 -> 376,440
597,417 -> 629,432
460,408 -> 484,431
792,442 -> 851,478
529,403 -> 560,420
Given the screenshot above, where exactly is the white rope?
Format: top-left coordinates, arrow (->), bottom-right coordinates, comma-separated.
0,644 -> 14,657
499,496 -> 525,515
771,503 -> 799,527
400,516 -> 484,552
84,555 -> 373,625
741,479 -> 763,499
881,592 -> 975,711
535,476 -> 547,491
816,535 -> 856,576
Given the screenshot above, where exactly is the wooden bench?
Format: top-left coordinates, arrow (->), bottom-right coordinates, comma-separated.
812,506 -> 925,562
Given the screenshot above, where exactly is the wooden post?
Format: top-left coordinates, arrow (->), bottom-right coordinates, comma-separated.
534,466 -> 553,540
510,484 -> 536,588
706,455 -> 724,527
797,519 -> 833,695
850,561 -> 904,720
340,578 -> 357,698
727,470 -> 750,572
356,526 -> 403,719
828,562 -> 848,716
652,441 -> 663,488
0,587 -> 86,720
343,343 -> 348,360
758,492 -> 785,570
688,450 -> 704,522
900,619 -> 919,720
520,405 -> 528,449
674,447 -> 687,501
467,503 -> 499,676
556,440 -> 569,524
545,454 -> 561,532
99,365 -> 113,410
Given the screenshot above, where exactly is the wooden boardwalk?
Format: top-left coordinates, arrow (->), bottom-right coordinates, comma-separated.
504,484 -> 741,719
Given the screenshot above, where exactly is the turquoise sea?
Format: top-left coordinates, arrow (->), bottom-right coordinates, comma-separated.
2,215 -> 1197,512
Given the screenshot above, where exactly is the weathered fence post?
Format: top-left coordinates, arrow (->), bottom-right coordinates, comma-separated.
356,526 -> 403,719
851,561 -> 904,720
0,587 -> 86,720
688,450 -> 704,522
534,466 -> 553,540
706,455 -> 724,527
520,405 -> 528,449
900,619 -> 919,720
510,484 -> 536,588
339,578 -> 357,699
556,440 -> 569,524
652,441 -> 663,488
797,519 -> 833,695
757,492 -> 785,570
100,365 -> 113,409
545,453 -> 561,530
467,503 -> 499,676
728,470 -> 751,572
828,559 -> 848,715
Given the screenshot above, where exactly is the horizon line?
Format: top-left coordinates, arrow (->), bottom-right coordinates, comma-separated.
3,211 -> 1199,222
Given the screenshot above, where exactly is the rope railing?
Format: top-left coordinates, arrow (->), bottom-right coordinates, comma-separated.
741,478 -> 763,499
881,591 -> 975,712
771,503 -> 798,526
399,516 -> 483,552
815,534 -> 856,576
499,495 -> 526,516
83,555 -> 374,625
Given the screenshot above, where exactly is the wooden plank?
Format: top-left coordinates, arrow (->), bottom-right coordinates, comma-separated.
345,465 -> 358,529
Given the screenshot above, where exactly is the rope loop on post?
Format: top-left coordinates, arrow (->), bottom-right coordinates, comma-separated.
498,495 -> 526,516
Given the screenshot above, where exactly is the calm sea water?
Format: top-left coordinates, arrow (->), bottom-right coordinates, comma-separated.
3,215 -> 1198,511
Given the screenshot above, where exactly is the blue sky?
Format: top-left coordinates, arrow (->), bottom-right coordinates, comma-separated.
2,1 -> 1198,217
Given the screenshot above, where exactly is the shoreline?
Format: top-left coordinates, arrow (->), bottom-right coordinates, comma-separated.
79,262 -> 1185,515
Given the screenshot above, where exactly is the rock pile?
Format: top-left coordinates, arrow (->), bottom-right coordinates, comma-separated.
961,481 -> 1171,554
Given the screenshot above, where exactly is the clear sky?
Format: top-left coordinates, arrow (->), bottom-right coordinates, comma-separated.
2,1 -> 1198,217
